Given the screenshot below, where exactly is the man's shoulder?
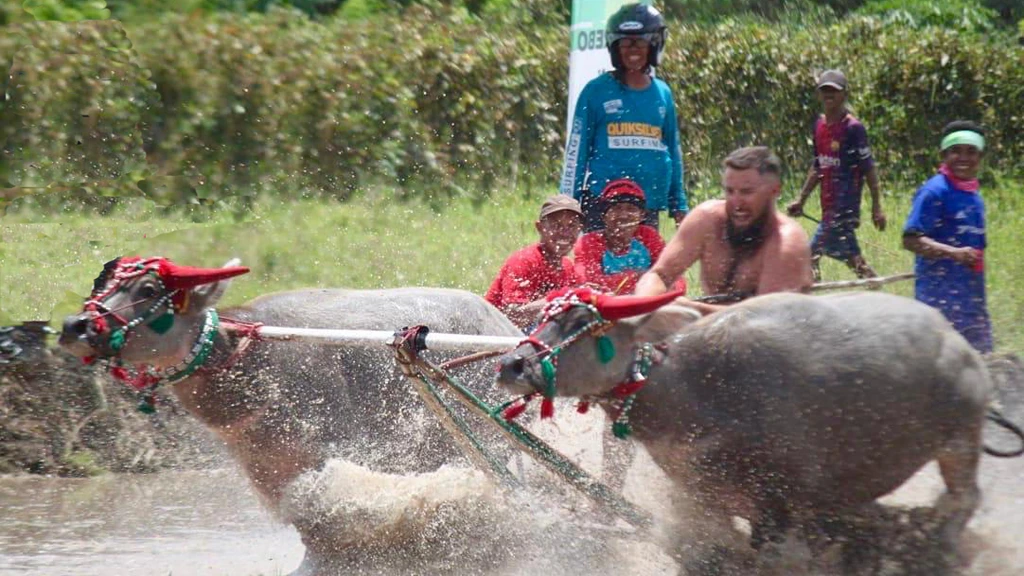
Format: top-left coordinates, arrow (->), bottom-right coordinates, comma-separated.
775,214 -> 812,250
651,77 -> 674,96
691,199 -> 727,218
501,243 -> 543,269
576,231 -> 606,252
635,224 -> 664,245
585,73 -> 617,94
915,174 -> 950,198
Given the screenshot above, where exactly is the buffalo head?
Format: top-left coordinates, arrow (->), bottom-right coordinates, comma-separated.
495,287 -> 698,400
59,257 -> 248,367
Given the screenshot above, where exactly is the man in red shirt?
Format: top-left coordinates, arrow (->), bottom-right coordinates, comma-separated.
486,195 -> 584,328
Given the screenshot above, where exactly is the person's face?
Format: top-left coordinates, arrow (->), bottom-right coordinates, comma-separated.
602,202 -> 644,242
942,144 -> 983,181
817,86 -> 846,115
536,211 -> 582,258
723,167 -> 779,231
617,37 -> 650,72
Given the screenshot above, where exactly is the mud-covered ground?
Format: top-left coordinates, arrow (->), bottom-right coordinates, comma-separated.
0,322 -> 225,476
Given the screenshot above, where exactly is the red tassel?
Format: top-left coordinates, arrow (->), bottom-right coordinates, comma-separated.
82,356 -> 95,365
110,366 -> 130,382
540,397 -> 555,419
93,316 -> 107,334
612,380 -> 645,398
502,400 -> 530,421
576,401 -> 590,414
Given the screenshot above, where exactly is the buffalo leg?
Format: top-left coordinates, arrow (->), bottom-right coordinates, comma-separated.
934,424 -> 982,547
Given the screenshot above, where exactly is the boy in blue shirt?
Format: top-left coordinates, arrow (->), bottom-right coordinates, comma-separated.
903,121 -> 991,353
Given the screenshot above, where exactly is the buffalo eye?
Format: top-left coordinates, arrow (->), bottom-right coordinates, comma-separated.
138,285 -> 158,299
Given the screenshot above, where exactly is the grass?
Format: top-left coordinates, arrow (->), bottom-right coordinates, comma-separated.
1,179 -> 1022,353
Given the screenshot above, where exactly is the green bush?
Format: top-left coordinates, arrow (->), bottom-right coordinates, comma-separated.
856,0 -> 999,32
1,8 -> 1022,208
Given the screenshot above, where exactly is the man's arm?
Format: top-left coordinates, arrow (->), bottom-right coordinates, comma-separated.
855,123 -> 886,231
900,185 -> 979,265
758,221 -> 815,294
502,299 -> 548,330
902,234 -> 980,267
663,87 -> 688,224
865,164 -> 885,229
635,202 -> 713,296
787,166 -> 820,216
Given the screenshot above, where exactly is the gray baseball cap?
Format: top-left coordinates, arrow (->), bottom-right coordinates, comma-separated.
816,69 -> 848,91
538,195 -> 583,220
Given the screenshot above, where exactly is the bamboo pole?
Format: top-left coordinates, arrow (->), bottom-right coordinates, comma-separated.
808,272 -> 915,292
254,326 -> 520,352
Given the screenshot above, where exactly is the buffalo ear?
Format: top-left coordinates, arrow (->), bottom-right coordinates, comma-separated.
187,258 -> 242,311
621,305 -> 701,344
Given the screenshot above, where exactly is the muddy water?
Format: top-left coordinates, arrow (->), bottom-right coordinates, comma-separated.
1,408 -> 1022,576
0,468 -> 304,575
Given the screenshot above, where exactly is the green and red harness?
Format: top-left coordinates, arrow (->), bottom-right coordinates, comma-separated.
499,289 -> 661,439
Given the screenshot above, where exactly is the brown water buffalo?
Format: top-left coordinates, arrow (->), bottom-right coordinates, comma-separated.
495,287 -> 993,572
59,256 -> 523,573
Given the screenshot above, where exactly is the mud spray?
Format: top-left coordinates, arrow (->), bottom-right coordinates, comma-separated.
276,366 -> 1024,576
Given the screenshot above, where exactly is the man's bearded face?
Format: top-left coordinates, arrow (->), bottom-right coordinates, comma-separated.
722,167 -> 779,248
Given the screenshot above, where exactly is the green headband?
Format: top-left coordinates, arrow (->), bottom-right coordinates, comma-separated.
941,130 -> 985,152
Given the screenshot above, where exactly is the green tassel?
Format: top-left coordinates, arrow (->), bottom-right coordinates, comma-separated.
137,395 -> 156,414
612,421 -> 631,439
597,335 -> 615,364
109,329 -> 126,351
148,311 -> 174,334
540,358 -> 557,398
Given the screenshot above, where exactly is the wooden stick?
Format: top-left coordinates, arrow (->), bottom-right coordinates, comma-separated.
809,272 -> 915,292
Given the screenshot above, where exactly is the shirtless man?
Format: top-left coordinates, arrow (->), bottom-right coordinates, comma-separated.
635,146 -> 813,314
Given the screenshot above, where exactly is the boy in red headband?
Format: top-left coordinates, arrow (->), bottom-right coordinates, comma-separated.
573,179 -> 683,295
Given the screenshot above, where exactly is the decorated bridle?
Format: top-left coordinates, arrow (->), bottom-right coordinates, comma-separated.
501,286 -> 682,438
79,257 -> 250,410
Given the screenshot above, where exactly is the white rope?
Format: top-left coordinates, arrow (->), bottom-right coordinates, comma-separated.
254,326 -> 521,353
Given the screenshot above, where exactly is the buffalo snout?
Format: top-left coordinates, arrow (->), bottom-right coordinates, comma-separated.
494,352 -> 537,395
59,313 -> 99,357
60,314 -> 89,340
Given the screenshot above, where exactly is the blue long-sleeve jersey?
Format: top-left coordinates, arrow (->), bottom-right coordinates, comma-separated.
559,73 -> 687,215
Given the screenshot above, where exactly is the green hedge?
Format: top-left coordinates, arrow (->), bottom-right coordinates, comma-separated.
1,7 -> 1021,207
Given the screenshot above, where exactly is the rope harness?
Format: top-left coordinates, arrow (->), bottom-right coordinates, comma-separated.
80,258 -> 260,412
500,291 -> 659,439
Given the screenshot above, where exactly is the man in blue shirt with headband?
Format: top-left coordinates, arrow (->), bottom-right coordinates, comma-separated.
903,121 -> 992,354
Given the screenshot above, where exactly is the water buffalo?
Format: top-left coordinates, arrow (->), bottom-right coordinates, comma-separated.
59,256 -> 523,572
495,287 -> 993,572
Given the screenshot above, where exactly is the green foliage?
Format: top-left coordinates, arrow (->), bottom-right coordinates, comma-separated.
1,9 -> 1022,206
856,0 -> 999,32
661,0 -> 848,23
20,0 -> 111,21
983,0 -> 1024,24
5,185 -> 1024,352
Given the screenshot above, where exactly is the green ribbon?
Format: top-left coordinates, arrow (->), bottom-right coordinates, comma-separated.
109,329 -> 126,351
597,335 -> 615,364
148,311 -> 174,334
540,357 -> 557,399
